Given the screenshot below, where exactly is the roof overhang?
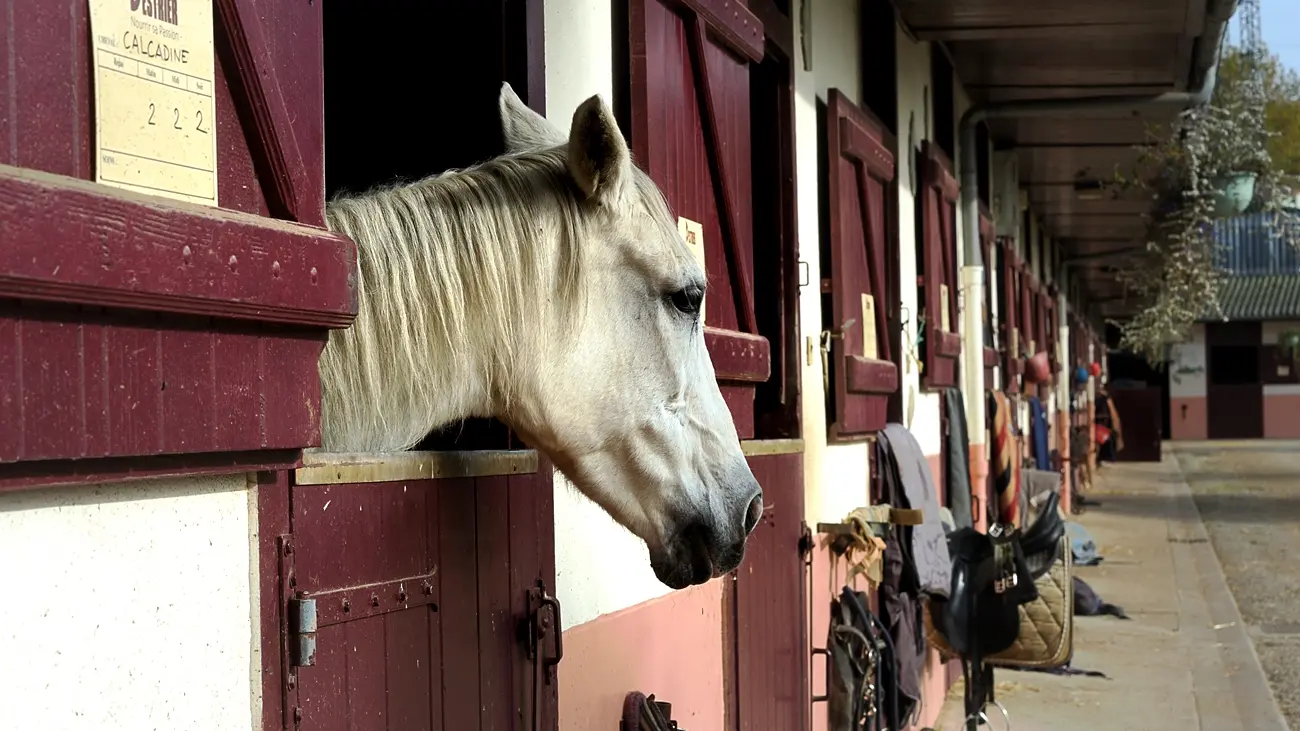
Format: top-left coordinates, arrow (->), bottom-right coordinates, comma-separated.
893,0 -> 1238,320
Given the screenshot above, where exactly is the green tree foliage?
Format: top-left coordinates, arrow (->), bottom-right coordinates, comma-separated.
1108,44 -> 1299,364
1217,45 -> 1300,177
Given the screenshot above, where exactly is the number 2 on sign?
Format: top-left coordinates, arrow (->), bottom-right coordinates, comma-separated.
145,102 -> 208,134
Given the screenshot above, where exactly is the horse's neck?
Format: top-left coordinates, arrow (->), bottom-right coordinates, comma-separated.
321,221 -> 500,452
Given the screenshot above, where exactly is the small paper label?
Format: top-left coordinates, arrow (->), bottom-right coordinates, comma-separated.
939,284 -> 951,332
90,0 -> 219,206
677,216 -> 707,322
861,293 -> 878,360
1279,364 -> 1292,377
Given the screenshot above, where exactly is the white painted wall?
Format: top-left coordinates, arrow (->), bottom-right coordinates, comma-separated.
542,0 -> 613,130
0,473 -> 259,731
1261,320 -> 1300,396
895,29 -> 943,457
797,0 -> 871,525
1262,320 -> 1300,345
1168,323 -> 1208,398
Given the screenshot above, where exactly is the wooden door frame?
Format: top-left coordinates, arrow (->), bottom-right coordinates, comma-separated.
617,1 -> 807,728
258,2 -> 549,727
734,13 -> 808,729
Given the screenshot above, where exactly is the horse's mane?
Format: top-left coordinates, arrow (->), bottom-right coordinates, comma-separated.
319,146 -> 589,452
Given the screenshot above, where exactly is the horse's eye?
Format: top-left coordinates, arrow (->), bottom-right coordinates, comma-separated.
669,286 -> 704,316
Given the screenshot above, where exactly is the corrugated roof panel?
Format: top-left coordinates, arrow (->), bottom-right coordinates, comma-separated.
1203,274 -> 1300,321
1213,212 -> 1300,276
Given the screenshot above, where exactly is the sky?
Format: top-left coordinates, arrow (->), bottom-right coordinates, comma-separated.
1227,0 -> 1300,73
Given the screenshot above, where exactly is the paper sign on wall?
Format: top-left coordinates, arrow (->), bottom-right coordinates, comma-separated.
89,0 -> 219,206
939,284 -> 951,332
861,293 -> 879,360
678,216 -> 707,322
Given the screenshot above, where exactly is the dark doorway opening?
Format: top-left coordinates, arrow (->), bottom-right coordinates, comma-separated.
322,2 -> 542,452
751,46 -> 802,439
1106,349 -> 1171,441
307,7 -> 558,731
1206,322 -> 1264,440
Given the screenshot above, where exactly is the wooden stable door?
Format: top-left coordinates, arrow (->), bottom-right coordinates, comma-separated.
735,450 -> 808,731
822,89 -> 900,438
625,0 -> 772,438
0,0 -> 354,483
267,456 -> 558,731
625,2 -> 807,730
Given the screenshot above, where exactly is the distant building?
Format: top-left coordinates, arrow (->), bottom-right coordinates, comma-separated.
1167,212 -> 1300,440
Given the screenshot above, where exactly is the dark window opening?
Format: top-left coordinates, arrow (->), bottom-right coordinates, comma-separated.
913,145 -> 927,318
323,2 -> 538,451
996,245 -> 1009,349
929,48 -> 955,159
818,96 -> 836,402
1210,345 -> 1261,386
975,122 -> 990,207
752,48 -> 801,439
982,248 -> 995,346
860,0 -> 897,134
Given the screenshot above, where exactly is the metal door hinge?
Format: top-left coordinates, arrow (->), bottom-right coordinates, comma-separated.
288,596 -> 317,668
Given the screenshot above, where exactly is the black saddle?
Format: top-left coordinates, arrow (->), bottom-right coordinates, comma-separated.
929,491 -> 1067,726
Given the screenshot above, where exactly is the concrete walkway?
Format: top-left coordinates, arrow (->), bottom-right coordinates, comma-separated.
933,451 -> 1288,731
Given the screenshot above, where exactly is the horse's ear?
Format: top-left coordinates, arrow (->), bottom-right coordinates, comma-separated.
567,94 -> 631,203
499,82 -> 565,152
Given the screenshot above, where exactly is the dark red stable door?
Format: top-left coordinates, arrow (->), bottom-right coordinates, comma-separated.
274,455 -> 559,731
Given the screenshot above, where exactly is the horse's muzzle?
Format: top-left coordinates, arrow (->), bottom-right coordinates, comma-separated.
650,489 -> 762,589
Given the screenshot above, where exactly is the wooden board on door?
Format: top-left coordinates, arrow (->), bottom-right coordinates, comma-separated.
280,463 -> 557,731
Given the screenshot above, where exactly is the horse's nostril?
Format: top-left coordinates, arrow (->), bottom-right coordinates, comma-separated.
743,493 -> 764,534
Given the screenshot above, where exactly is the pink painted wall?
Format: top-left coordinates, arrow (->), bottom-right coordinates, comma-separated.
558,581 -> 725,730
1169,397 -> 1208,440
926,454 -> 943,503
1264,394 -> 1300,438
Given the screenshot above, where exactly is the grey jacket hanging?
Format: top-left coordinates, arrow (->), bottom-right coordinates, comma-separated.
879,423 -> 952,598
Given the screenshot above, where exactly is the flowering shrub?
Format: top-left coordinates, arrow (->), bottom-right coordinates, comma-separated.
1108,49 -> 1299,364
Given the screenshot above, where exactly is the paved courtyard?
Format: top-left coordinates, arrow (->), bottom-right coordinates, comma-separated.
935,443 -> 1292,731
1174,441 -> 1300,730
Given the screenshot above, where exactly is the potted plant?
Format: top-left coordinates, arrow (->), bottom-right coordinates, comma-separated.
1099,56 -> 1298,365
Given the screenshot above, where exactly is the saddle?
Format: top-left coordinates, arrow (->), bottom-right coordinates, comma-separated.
927,491 -> 1067,725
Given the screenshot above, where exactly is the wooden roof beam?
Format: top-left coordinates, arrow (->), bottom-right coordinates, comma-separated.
913,21 -> 1170,42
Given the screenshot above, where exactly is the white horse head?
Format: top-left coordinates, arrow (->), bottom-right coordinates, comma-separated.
320,83 -> 763,589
